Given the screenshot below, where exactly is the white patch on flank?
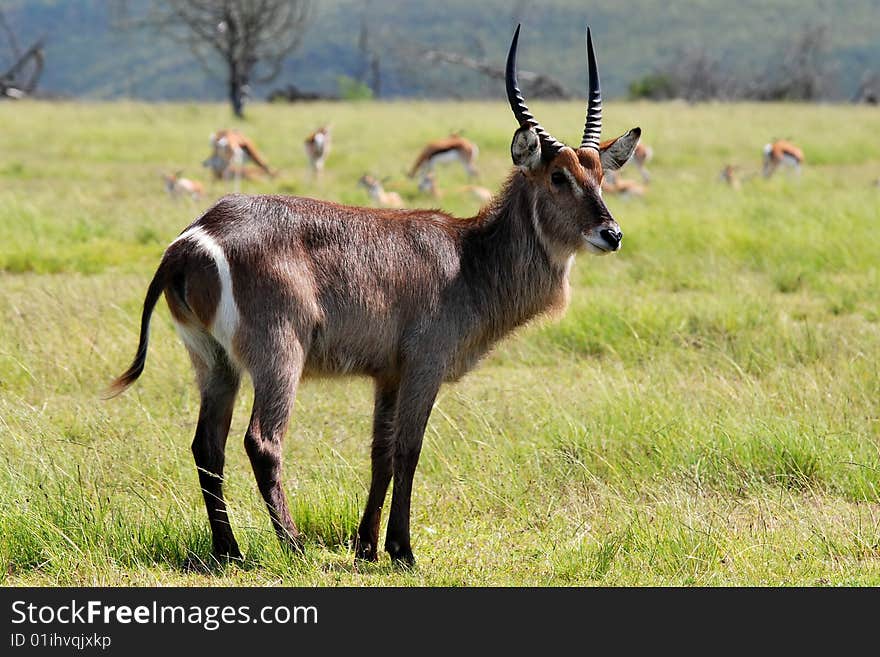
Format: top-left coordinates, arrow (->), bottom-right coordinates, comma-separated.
168,226 -> 241,363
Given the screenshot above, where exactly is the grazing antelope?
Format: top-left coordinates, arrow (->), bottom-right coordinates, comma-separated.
203,129 -> 275,189
162,171 -> 205,201
409,134 -> 480,180
720,164 -> 760,189
763,139 -> 804,178
107,24 -> 639,567
418,172 -> 493,204
358,174 -> 406,208
304,125 -> 331,176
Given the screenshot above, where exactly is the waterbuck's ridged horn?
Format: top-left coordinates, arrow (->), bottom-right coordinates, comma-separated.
580,27 -> 602,151
505,24 -> 564,157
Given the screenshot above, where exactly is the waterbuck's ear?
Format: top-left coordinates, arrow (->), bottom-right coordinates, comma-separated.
511,126 -> 542,171
599,127 -> 641,171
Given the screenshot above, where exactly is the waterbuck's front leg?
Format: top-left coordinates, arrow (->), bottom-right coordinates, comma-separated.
384,365 -> 443,566
355,378 -> 399,561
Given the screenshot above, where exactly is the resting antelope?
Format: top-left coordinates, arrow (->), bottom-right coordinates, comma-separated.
358,174 -> 406,208
601,170 -> 645,197
162,171 -> 204,201
304,125 -> 331,176
108,24 -> 639,566
418,172 -> 494,204
464,185 -> 494,204
719,164 -> 742,190
763,139 -> 803,178
409,134 -> 479,180
203,129 -> 275,189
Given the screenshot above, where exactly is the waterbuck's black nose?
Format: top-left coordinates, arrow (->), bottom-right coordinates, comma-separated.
600,228 -> 623,249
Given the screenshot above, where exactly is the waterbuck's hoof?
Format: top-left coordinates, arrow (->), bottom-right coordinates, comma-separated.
217,549 -> 243,563
386,541 -> 416,568
354,537 -> 379,562
184,549 -> 240,573
281,537 -> 305,556
213,540 -> 243,563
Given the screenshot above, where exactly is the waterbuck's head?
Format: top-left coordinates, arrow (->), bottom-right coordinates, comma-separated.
506,25 -> 641,256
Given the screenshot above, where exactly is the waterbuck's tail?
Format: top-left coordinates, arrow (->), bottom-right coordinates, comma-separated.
104,253 -> 176,398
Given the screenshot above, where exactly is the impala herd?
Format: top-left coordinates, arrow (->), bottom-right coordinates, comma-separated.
164,120 -> 808,205
132,24 -> 816,568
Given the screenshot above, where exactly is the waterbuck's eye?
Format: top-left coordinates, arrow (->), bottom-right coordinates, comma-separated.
550,171 -> 567,187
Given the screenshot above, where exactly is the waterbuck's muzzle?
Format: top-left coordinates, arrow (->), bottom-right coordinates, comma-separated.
585,198 -> 623,254
584,220 -> 623,255
600,227 -> 623,250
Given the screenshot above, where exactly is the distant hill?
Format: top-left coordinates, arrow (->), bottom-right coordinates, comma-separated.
1,0 -> 877,102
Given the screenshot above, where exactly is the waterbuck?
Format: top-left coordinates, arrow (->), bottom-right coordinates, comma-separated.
108,25 -> 640,566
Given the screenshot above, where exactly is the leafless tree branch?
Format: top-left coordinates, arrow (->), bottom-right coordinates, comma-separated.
420,48 -> 571,99
117,0 -> 315,116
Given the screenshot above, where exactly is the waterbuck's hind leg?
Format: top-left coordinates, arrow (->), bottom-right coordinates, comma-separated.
384,365 -> 443,567
243,339 -> 305,554
189,346 -> 243,561
355,378 -> 400,562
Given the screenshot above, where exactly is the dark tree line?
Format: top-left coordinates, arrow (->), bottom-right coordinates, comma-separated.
629,25 -> 842,102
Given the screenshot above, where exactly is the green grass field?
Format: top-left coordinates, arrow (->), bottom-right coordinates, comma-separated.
1,100 -> 878,585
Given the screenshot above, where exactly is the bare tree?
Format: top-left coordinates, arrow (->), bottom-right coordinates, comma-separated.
357,11 -> 381,98
630,24 -> 834,103
749,24 -> 831,101
777,24 -> 831,100
134,1 -> 315,117
420,49 -> 571,99
0,9 -> 45,100
854,71 -> 879,105
0,9 -> 21,62
673,48 -> 735,101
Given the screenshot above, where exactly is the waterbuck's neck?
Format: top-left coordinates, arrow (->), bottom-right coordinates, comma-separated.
459,171 -> 573,342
